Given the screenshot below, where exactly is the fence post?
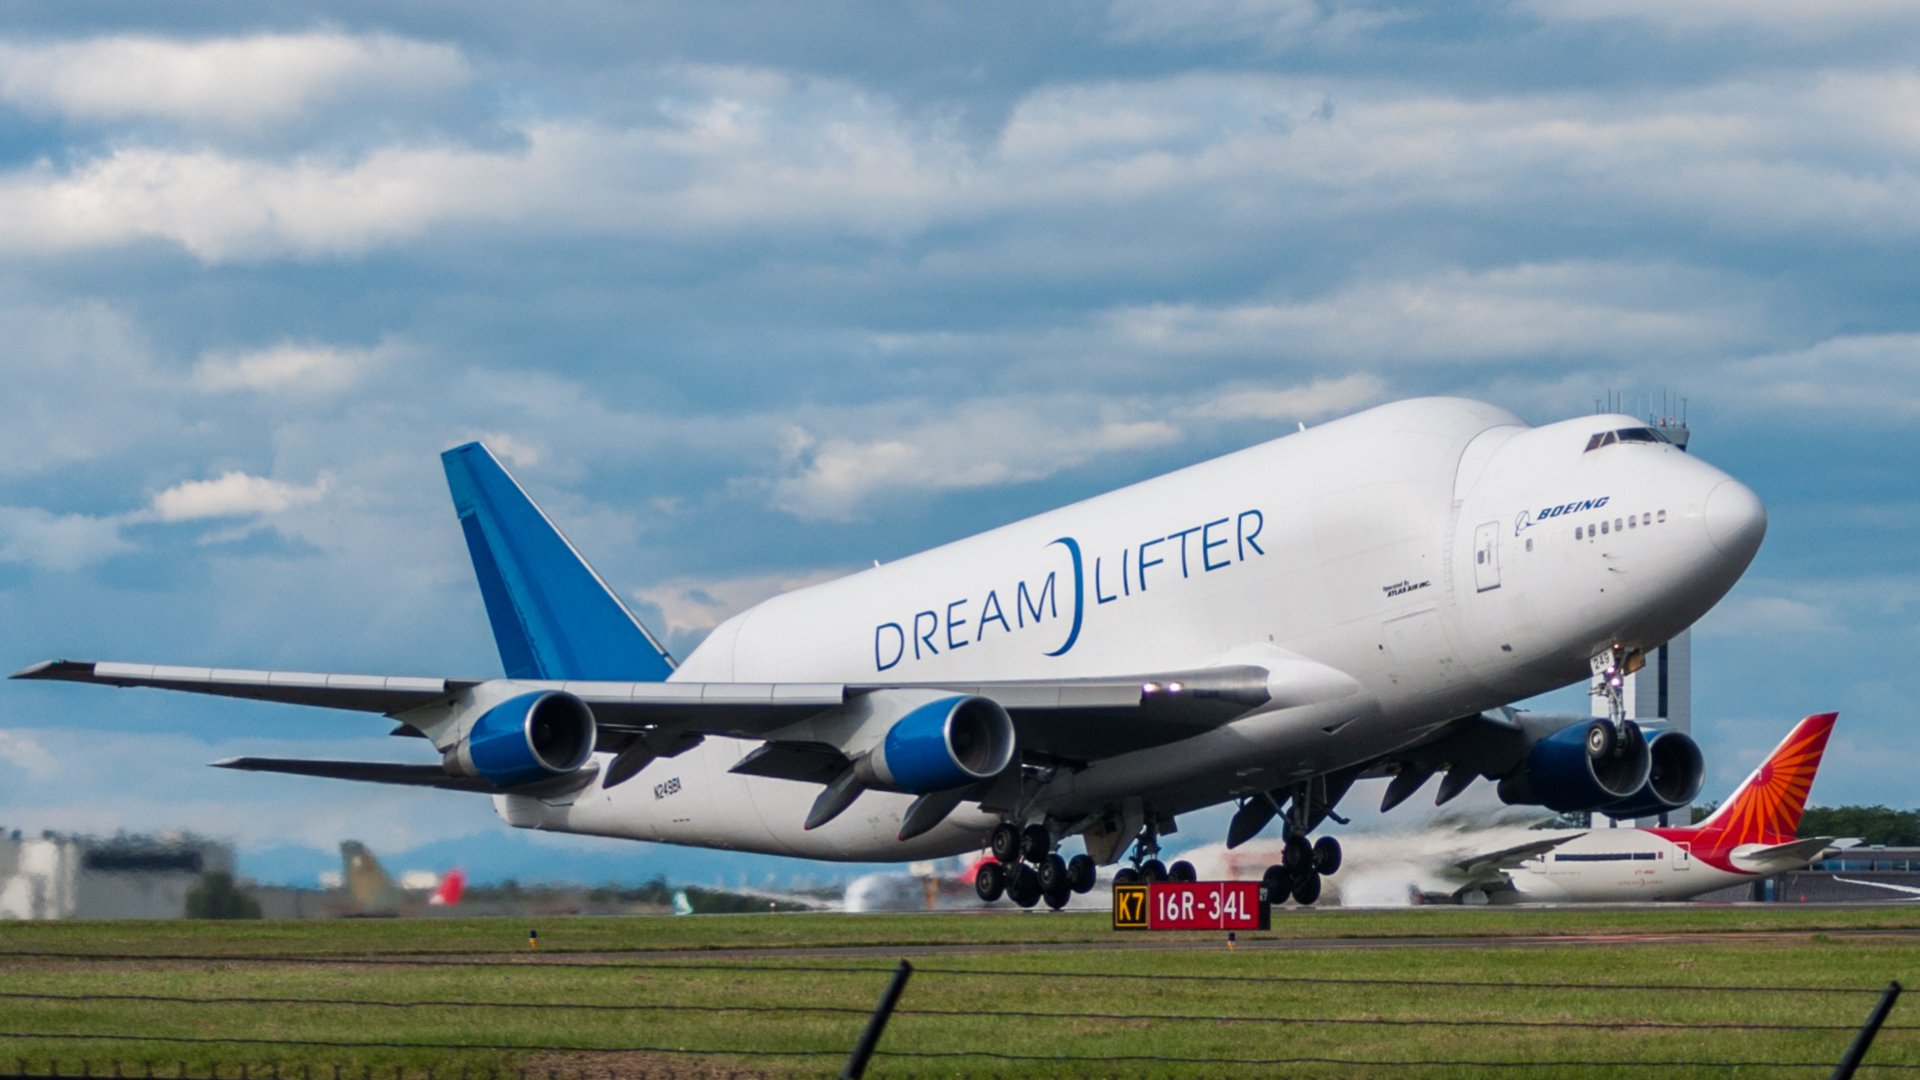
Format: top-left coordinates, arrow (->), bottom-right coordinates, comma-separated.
1832,980 -> 1902,1080
841,960 -> 913,1080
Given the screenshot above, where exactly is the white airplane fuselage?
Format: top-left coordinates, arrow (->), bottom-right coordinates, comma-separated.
1500,829 -> 1774,903
496,398 -> 1765,862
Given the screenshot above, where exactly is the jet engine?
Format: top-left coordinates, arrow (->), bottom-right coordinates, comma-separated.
854,694 -> 1015,793
442,690 -> 597,788
1495,717 -> 1652,813
1598,728 -> 1704,818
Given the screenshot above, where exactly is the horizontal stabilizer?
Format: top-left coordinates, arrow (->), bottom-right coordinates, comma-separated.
214,756 -> 601,796
213,757 -> 493,791
1731,835 -> 1836,871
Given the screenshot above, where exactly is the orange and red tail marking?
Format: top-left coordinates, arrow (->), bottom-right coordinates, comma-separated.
1691,713 -> 1837,850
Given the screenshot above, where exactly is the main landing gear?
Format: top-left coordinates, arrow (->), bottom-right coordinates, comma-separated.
975,821 -> 1095,910
1109,822 -> 1196,888
1261,833 -> 1341,907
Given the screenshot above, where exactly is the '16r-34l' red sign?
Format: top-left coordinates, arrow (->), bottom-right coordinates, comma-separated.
1112,881 -> 1271,931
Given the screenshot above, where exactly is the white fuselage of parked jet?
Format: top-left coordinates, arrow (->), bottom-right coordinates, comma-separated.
1499,829 -> 1792,903
495,398 -> 1765,862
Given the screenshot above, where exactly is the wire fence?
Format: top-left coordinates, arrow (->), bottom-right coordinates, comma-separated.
0,949 -> 1910,1077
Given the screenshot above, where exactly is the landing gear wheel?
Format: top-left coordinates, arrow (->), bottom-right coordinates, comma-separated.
1290,871 -> 1322,906
1113,866 -> 1142,887
1142,858 -> 1168,883
1068,854 -> 1097,894
1262,865 -> 1290,905
1038,853 -> 1070,896
1043,884 -> 1071,910
1312,836 -> 1343,876
1169,860 -> 1197,882
974,861 -> 1007,903
1008,864 -> 1041,908
1586,720 -> 1614,758
1282,834 -> 1313,872
989,823 -> 1022,865
1020,823 -> 1054,862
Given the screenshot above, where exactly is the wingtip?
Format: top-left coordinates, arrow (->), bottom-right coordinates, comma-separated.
11,659 -> 86,680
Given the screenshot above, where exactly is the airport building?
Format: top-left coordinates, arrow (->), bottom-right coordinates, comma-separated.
0,830 -> 234,919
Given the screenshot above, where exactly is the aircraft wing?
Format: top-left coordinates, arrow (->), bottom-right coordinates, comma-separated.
1453,833 -> 1583,883
14,658 -> 1278,765
1730,836 -> 1837,872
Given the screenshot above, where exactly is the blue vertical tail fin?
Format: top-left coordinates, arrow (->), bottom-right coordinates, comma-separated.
442,443 -> 675,681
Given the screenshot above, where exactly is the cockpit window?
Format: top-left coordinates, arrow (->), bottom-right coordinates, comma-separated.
1584,426 -> 1671,452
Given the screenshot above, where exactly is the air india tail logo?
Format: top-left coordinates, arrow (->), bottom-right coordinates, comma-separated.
1696,713 -> 1837,849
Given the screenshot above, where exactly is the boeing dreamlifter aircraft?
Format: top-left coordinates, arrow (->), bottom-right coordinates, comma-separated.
16,398 -> 1767,909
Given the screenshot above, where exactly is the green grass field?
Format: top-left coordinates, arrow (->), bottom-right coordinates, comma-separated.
4,907 -> 1919,1078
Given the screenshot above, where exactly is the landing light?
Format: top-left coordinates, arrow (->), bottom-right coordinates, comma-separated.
1142,681 -> 1161,694
1168,681 -> 1185,693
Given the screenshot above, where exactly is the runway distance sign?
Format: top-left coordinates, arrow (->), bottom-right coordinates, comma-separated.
1112,881 -> 1270,931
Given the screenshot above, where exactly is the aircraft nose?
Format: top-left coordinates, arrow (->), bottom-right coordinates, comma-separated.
1703,478 -> 1766,560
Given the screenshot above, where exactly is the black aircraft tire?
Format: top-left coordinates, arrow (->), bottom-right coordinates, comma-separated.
1291,871 -> 1322,906
1143,858 -> 1168,883
1312,836 -> 1343,876
1261,865 -> 1290,905
1038,853 -> 1070,895
989,823 -> 1022,865
1020,823 -> 1054,862
1169,860 -> 1197,882
974,861 -> 1007,903
1009,865 -> 1042,908
1043,884 -> 1071,910
1113,867 -> 1141,887
1068,854 -> 1097,894
1283,834 -> 1313,871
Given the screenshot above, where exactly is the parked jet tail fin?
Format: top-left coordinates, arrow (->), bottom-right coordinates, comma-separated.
1694,712 -> 1837,847
442,443 -> 675,681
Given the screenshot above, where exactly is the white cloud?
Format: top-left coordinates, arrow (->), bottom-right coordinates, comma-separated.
1103,262 -> 1758,364
1522,0 -> 1920,35
771,405 -> 1181,520
1185,373 -> 1388,421
634,568 -> 850,637
0,506 -> 134,571
1716,333 -> 1920,419
193,341 -> 389,394
0,729 -> 58,780
0,32 -> 471,131
1103,0 -> 1402,51
469,433 -> 547,470
148,471 -> 331,522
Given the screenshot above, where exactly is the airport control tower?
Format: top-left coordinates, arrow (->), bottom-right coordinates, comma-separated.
1593,394 -> 1693,827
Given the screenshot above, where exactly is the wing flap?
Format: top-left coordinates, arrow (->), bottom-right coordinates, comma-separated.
213,757 -> 494,791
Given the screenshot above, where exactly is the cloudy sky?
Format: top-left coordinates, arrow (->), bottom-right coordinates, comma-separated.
2,2 -> 1917,887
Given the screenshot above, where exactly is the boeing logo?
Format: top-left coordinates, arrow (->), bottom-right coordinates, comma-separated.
1515,495 -> 1612,537
872,509 -> 1267,671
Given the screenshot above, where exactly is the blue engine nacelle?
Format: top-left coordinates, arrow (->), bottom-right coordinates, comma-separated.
1598,729 -> 1705,818
858,695 -> 1016,793
1496,718 -> 1652,813
447,690 -> 597,788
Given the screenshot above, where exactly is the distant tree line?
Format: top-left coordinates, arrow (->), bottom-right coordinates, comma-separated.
1797,805 -> 1920,846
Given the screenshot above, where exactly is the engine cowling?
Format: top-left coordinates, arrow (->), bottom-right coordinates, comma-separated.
857,695 -> 1015,793
1599,729 -> 1704,818
1496,718 -> 1652,813
445,690 -> 597,788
